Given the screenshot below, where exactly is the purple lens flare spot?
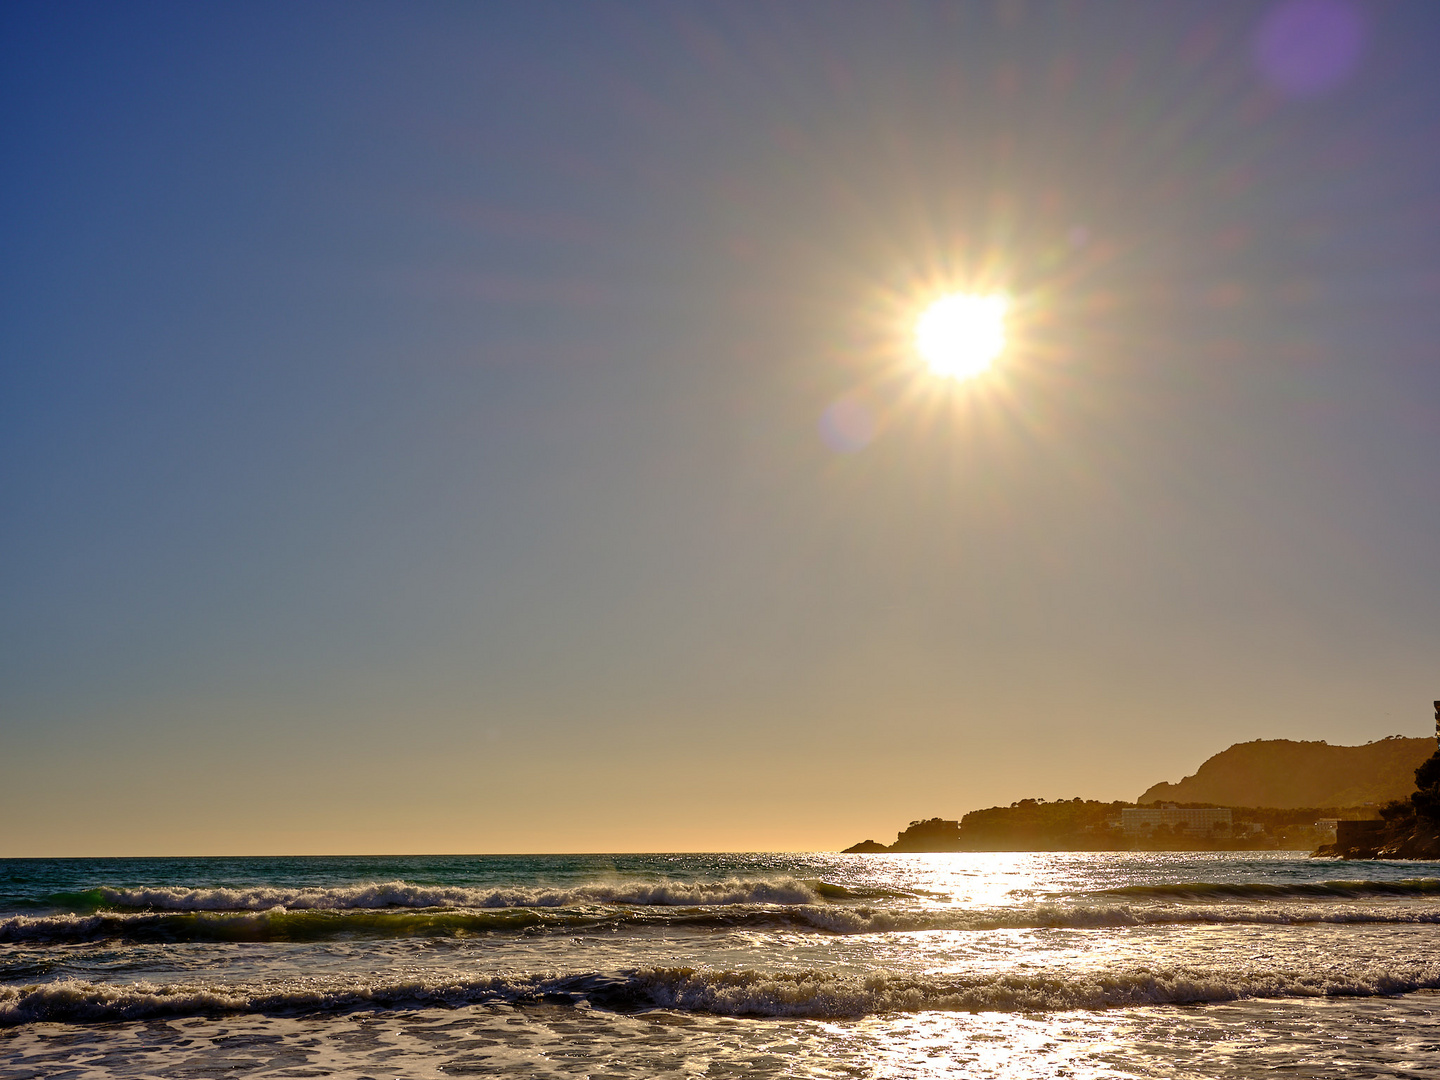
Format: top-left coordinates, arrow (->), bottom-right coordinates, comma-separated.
820,398 -> 876,453
1252,0 -> 1368,99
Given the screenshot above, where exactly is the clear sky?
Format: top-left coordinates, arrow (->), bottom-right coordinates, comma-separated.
3,1 -> 1438,856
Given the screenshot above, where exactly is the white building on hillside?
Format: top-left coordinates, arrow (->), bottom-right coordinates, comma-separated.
1121,805 -> 1232,837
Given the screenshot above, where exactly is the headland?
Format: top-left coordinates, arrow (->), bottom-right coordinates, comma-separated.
844,734 -> 1440,858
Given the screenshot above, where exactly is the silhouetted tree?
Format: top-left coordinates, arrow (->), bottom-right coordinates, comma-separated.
1411,750 -> 1440,822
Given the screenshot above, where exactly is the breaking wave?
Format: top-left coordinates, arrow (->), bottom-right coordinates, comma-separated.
6,960 -> 1440,1026
8,900 -> 1440,945
1091,878 -> 1440,901
35,877 -> 1439,921
41,878 -> 887,914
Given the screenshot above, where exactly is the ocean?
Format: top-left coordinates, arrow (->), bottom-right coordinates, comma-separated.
2,851 -> 1438,1078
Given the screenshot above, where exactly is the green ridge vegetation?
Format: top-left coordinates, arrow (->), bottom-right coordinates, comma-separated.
1138,737 -> 1432,809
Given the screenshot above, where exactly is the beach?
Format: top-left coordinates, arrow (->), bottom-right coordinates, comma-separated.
3,852 -> 1439,1077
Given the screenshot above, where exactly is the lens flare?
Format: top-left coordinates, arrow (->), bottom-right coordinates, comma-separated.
1252,0 -> 1367,99
915,293 -> 1008,380
819,397 -> 876,453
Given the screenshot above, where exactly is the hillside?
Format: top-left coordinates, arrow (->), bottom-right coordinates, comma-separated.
1138,737 -> 1433,809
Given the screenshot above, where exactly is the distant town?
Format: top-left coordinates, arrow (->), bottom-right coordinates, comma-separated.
843,800 -> 1355,853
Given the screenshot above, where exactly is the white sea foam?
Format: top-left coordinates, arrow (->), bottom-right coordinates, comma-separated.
51,875 -> 1440,918
1090,877 -> 1440,901
82,878 -> 832,912
6,959 -> 1440,1026
780,901 -> 1440,935
635,960 -> 1440,1016
9,899 -> 1440,945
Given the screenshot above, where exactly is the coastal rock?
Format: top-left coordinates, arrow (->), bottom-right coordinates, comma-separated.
1315,746 -> 1440,860
842,840 -> 890,853
1315,821 -> 1440,860
1379,820 -> 1440,859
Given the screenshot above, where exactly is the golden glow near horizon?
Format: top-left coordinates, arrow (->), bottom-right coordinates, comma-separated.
915,293 -> 1008,380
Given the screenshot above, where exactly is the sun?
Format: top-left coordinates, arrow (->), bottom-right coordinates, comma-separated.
914,293 -> 1008,380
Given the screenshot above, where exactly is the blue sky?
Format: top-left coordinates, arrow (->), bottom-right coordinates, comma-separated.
3,1 -> 1438,854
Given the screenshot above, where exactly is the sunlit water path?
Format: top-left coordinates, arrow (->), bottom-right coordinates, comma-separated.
3,852 -> 1438,1077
